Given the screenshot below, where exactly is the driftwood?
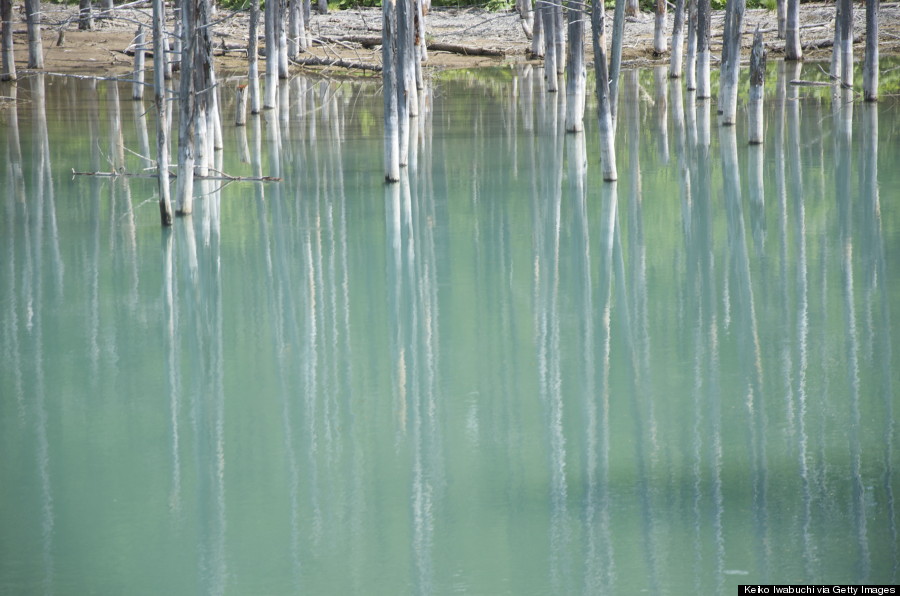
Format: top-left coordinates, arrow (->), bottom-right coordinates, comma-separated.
290,55 -> 382,72
318,35 -> 506,56
72,168 -> 281,181
789,79 -> 832,86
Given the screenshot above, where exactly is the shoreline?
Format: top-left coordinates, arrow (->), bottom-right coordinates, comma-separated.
5,3 -> 900,78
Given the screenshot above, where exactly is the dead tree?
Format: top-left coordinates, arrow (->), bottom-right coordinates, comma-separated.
265,0 -> 279,108
153,0 -> 173,225
718,0 -> 744,125
696,0 -> 711,97
133,26 -> 146,100
565,0 -> 586,132
383,0 -> 400,182
669,0 -> 686,77
785,0 -> 801,60
654,0 -> 667,55
79,0 -> 93,30
839,0 -> 852,88
1,0 -> 15,81
591,0 -> 617,180
249,0 -> 261,113
685,0 -> 697,89
25,0 -> 43,69
863,0 -> 878,100
608,0 -> 626,112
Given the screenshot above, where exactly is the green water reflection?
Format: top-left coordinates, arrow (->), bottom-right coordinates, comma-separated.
1,65 -> 898,594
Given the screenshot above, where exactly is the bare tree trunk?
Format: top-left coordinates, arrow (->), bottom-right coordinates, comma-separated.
542,0 -> 558,91
176,0 -> 196,214
1,0 -> 16,81
531,1 -> 544,58
669,0 -> 685,76
414,0 -> 426,87
776,0 -> 785,39
863,0 -> 878,101
591,0 -> 617,180
718,0 -> 744,125
235,85 -> 248,125
553,1 -> 565,74
831,0 -> 841,77
171,0 -> 181,74
565,0 -> 586,132
249,0 -> 261,113
278,0 -> 289,78
625,0 -> 639,18
517,0 -> 534,39
25,0 -> 43,69
265,0 -> 278,108
785,0 -> 801,61
318,0 -> 327,14
696,0 -> 711,97
383,0 -> 400,182
608,0 -> 626,111
685,0 -> 697,89
839,0 -> 852,88
654,0 -> 667,54
133,26 -> 146,100
748,26 -> 765,144
79,0 -> 93,30
397,0 -> 413,164
153,0 -> 173,225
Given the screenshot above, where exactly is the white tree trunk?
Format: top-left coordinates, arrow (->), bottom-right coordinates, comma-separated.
543,1 -> 558,91
133,26 -> 146,100
264,0 -> 278,108
564,0 -> 586,132
25,0 -> 43,69
249,0 -> 261,113
176,0 -> 196,215
383,0 -> 400,182
685,0 -> 697,89
531,2 -> 544,57
654,0 -> 667,54
830,0 -> 841,78
839,0 -> 852,88
785,0 -> 801,61
608,0 -> 626,111
669,0 -> 685,77
591,0 -> 617,180
718,0 -> 744,125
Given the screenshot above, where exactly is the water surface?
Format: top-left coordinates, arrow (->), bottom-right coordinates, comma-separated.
1,65 -> 898,594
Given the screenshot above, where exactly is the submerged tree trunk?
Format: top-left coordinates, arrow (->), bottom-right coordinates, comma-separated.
748,27 -> 765,144
542,0 -> 558,91
591,0 -> 617,180
669,0 -> 685,76
176,0 -> 197,214
685,0 -> 697,89
830,0 -> 841,78
696,0 -> 711,97
718,0 -> 744,125
785,0 -> 801,60
264,0 -> 279,108
249,0 -> 261,113
565,0 -> 586,132
1,0 -> 16,81
397,0 -> 414,164
25,0 -> 43,69
776,0 -> 785,39
608,0 -> 626,113
153,0 -> 172,225
531,1 -> 544,58
863,0 -> 878,100
654,0 -> 667,54
383,0 -> 400,182
839,0 -> 852,88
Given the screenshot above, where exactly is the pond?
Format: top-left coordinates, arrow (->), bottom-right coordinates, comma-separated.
1,63 -> 898,594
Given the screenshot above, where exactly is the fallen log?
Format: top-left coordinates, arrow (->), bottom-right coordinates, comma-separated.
289,55 -> 382,72
72,168 -> 281,182
318,35 -> 506,56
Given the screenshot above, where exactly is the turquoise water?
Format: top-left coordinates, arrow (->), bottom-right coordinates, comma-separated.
1,65 -> 898,594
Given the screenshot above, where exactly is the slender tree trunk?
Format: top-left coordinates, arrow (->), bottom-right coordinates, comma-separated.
776,0 -> 785,39
518,0 -> 534,39
249,0 -> 261,113
236,85 -> 248,125
383,0 -> 400,182
172,0 -> 181,74
153,0 -> 172,225
591,0 -> 617,180
654,0 -> 667,54
543,0 -> 558,91
265,0 -> 278,108
79,0 -> 93,30
414,0 -> 426,87
176,0 -> 196,215
608,0 -> 626,112
785,0 -> 801,61
696,0 -> 711,97
718,0 -> 744,125
397,0 -> 413,164
565,0 -> 586,132
863,0 -> 878,101
133,26 -> 146,100
531,1 -> 544,58
839,0 -> 852,88
25,0 -> 43,69
553,1 -> 565,74
831,0 -> 841,78
748,26 -> 765,144
669,0 -> 685,76
685,0 -> 697,88
1,0 -> 16,81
